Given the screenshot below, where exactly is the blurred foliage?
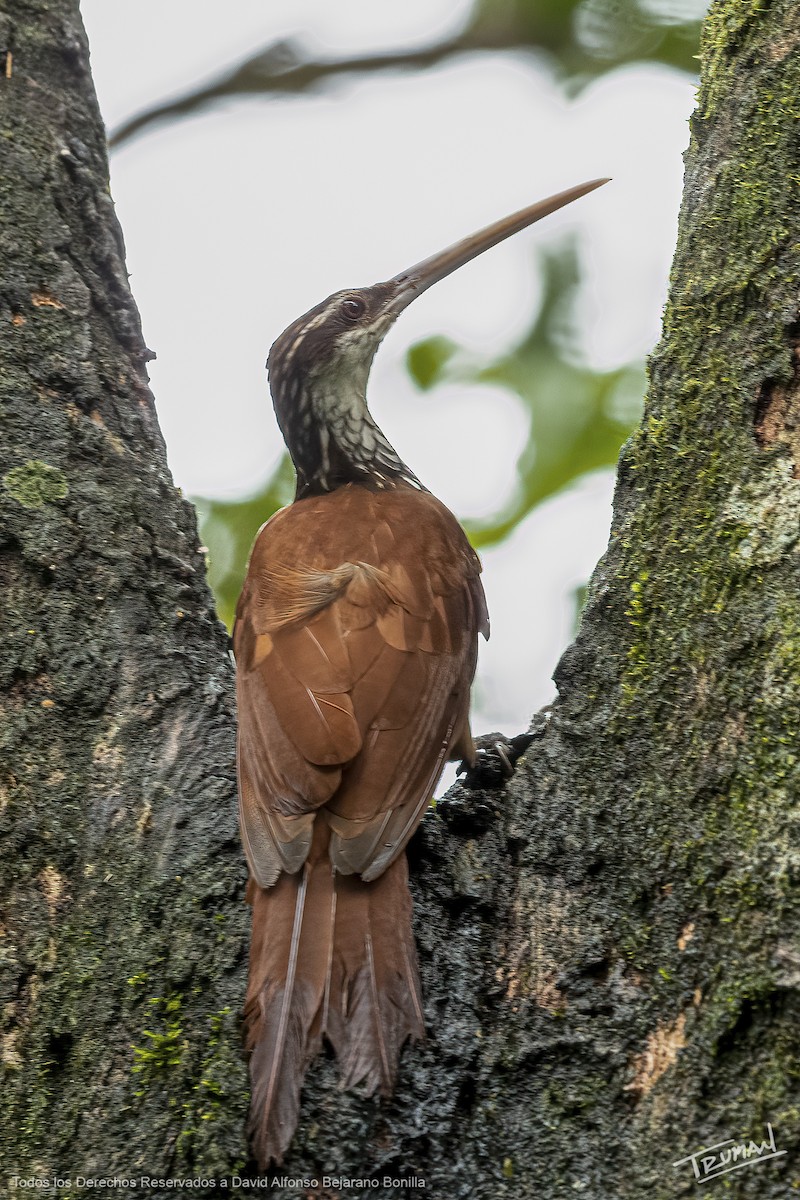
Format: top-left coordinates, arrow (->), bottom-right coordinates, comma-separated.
125,0 -> 706,630
449,243 -> 644,548
195,242 -> 644,629
110,0 -> 706,147
469,0 -> 706,74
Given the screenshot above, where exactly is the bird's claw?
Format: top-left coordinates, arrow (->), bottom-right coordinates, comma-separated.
457,731 -> 533,788
495,740 -> 514,778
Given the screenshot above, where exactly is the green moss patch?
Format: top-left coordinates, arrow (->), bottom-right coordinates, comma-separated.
3,460 -> 69,509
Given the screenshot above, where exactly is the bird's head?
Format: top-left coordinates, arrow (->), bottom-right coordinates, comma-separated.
267,178 -> 609,498
267,281 -> 401,419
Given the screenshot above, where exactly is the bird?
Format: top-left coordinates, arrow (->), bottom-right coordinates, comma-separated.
234,178 -> 609,1166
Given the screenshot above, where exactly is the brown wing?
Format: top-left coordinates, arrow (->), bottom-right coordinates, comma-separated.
234,485 -> 488,887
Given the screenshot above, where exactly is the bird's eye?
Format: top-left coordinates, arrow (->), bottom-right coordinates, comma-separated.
340,296 -> 365,321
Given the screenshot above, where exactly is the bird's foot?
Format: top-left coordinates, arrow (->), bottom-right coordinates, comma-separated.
457,731 -> 534,789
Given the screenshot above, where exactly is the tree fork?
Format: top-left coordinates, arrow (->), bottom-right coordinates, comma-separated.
1,1 -> 799,1197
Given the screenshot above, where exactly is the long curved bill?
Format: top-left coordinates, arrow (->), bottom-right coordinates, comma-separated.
385,178 -> 609,315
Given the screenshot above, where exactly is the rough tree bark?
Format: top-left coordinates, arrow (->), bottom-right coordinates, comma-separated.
2,1 -> 799,1198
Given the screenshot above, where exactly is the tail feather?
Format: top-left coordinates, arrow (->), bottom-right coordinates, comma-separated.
244,866 -> 327,1165
326,855 -> 424,1094
244,831 -> 424,1166
247,867 -> 310,1160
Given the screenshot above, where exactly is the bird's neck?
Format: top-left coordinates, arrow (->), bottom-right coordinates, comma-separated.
280,382 -> 423,499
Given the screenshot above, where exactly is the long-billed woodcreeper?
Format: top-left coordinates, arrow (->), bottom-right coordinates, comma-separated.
235,179 -> 608,1165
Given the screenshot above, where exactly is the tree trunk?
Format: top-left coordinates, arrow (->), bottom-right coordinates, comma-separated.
2,1 -> 799,1198
0,0 -> 249,1181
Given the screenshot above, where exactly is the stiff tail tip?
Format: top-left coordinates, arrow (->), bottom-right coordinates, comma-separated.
244,853 -> 424,1166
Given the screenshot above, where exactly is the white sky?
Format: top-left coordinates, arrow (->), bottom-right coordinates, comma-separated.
80,0 -> 696,735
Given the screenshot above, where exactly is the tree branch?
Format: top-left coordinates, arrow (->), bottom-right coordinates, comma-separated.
107,6 -> 702,152
107,34 -> 524,150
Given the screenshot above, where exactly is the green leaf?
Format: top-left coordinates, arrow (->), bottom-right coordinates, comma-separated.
406,336 -> 457,391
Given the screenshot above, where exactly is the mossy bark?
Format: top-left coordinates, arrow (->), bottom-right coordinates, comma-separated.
2,1 -> 799,1198
0,0 -> 249,1184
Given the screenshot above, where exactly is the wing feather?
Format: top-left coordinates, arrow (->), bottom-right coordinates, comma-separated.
256,647 -> 360,767
235,486 -> 487,885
